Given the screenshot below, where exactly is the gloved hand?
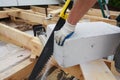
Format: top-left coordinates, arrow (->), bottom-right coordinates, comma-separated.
54,20 -> 75,46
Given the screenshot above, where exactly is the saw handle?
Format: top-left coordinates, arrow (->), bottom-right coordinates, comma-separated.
33,25 -> 46,37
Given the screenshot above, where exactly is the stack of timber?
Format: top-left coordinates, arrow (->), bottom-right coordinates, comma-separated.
0,5 -> 120,80
0,23 -> 41,79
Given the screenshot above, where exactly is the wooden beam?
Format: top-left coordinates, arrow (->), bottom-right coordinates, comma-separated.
0,23 -> 43,57
6,9 -> 57,27
6,8 -> 116,27
0,11 -> 9,19
0,10 -> 20,19
102,59 -> 120,76
80,60 -> 116,80
31,6 -> 53,14
3,8 -> 45,25
30,8 -> 117,26
109,10 -> 120,19
9,8 -> 46,17
8,10 -> 45,24
63,59 -> 120,80
23,10 -> 58,27
49,8 -> 62,17
47,8 -> 117,25
82,15 -> 117,25
87,8 -> 120,20
0,59 -> 36,80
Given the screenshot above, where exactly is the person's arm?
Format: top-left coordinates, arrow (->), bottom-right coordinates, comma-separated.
68,0 -> 97,25
55,0 -> 97,46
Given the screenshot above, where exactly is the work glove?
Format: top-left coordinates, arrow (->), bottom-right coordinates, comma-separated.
54,20 -> 75,46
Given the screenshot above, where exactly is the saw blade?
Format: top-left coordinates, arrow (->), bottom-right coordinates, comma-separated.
28,17 -> 65,80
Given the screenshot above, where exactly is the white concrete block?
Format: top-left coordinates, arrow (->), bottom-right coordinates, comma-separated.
47,22 -> 120,67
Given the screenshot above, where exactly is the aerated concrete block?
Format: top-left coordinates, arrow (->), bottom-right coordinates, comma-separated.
47,22 -> 120,67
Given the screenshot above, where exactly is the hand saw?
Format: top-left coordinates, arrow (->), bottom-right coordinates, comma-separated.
28,0 -> 73,80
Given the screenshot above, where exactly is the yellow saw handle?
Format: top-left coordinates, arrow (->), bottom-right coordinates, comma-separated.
60,0 -> 71,20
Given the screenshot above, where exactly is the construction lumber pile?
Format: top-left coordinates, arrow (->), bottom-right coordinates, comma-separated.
0,24 -> 39,79
0,5 -> 120,80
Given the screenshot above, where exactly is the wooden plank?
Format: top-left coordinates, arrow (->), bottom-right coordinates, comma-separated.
0,59 -> 36,80
10,7 -> 46,17
30,6 -> 60,18
31,6 -> 53,14
86,8 -> 103,17
7,8 -> 116,27
0,11 -> 9,18
109,10 -> 120,19
102,59 -> 120,80
27,9 -> 59,23
87,8 -> 120,20
0,10 -> 20,19
8,10 -> 45,24
47,8 -> 117,25
82,15 -> 117,25
3,8 -> 45,26
0,45 -> 30,73
0,23 -> 43,57
49,8 -> 62,17
80,60 -> 117,80
103,60 -> 120,76
3,8 -> 45,25
7,9 -> 56,27
111,62 -> 120,76
31,6 -> 62,17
